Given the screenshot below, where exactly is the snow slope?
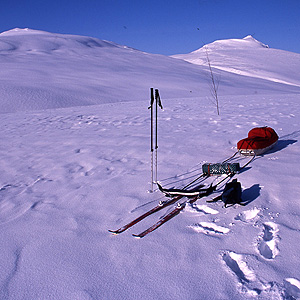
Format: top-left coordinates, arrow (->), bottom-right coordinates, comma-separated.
0,29 -> 300,300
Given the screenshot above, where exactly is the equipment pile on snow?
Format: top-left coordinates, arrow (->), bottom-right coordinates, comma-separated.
109,126 -> 279,238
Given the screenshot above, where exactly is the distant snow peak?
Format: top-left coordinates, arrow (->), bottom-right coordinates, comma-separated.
243,35 -> 254,40
0,27 -> 122,53
242,35 -> 269,48
194,35 -> 269,53
0,27 -> 50,36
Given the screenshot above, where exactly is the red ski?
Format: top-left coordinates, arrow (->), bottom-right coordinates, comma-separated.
132,195 -> 201,238
132,202 -> 187,238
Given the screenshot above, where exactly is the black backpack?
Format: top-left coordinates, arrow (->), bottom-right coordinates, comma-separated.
207,179 -> 244,208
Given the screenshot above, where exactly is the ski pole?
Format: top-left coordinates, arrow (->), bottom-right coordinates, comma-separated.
148,88 -> 155,192
155,89 -> 163,184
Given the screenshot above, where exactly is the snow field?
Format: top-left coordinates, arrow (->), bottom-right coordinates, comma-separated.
0,29 -> 300,299
0,93 -> 299,299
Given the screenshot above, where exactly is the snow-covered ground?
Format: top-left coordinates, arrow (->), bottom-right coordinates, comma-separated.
0,29 -> 300,299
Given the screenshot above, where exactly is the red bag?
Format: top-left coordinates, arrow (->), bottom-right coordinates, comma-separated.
237,127 -> 278,155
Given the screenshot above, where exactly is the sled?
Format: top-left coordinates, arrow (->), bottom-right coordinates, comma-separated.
237,126 -> 278,156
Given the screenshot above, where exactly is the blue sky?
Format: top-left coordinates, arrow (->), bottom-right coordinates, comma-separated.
1,0 -> 299,55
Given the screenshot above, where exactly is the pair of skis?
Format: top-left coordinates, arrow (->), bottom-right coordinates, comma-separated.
132,184 -> 216,238
108,183 -> 214,238
108,172 -> 208,237
108,194 -> 185,236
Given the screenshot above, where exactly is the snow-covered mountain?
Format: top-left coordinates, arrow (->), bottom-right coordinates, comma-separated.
1,29 -> 300,113
0,28 -> 206,113
173,35 -> 300,88
1,29 -> 300,300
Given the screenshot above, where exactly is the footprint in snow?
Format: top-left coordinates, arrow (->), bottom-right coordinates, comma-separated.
186,204 -> 227,235
235,207 -> 260,223
257,222 -> 280,259
222,251 -> 256,284
221,251 -> 296,298
188,222 -> 230,236
234,209 -> 280,259
186,203 -> 219,215
284,278 -> 300,298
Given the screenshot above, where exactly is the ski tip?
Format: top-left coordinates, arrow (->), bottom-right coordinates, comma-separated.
156,182 -> 163,191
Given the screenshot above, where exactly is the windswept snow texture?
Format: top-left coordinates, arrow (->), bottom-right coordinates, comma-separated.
0,29 -> 300,300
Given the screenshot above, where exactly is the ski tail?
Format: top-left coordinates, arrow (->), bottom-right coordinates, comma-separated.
108,195 -> 183,235
132,202 -> 188,238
